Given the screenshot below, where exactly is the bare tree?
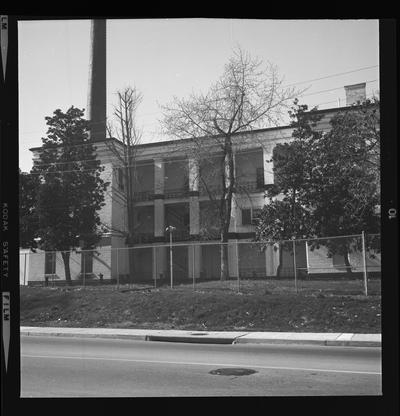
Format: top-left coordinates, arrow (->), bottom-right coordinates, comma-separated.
161,48 -> 298,280
106,86 -> 143,278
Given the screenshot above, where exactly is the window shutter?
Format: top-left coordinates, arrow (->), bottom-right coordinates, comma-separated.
256,167 -> 264,188
242,209 -> 252,225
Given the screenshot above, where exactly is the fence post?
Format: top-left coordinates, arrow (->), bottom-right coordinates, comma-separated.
305,240 -> 310,280
361,231 -> 368,296
83,250 -> 86,289
237,242 -> 240,293
192,244 -> 195,291
116,247 -> 119,290
292,239 -> 298,293
154,247 -> 157,289
129,246 -> 133,289
170,233 -> 173,289
24,252 -> 27,286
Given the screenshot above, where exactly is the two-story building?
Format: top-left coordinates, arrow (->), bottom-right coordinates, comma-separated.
22,83 -> 380,285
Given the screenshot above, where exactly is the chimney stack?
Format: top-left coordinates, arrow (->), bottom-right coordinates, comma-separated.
344,83 -> 366,106
87,19 -> 106,141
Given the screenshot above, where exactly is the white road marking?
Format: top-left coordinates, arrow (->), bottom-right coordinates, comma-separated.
21,354 -> 381,376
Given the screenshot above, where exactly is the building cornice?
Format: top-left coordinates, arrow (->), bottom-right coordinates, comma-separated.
29,103 -> 377,154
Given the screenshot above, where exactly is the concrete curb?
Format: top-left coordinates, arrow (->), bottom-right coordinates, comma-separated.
20,327 -> 381,347
233,332 -> 381,347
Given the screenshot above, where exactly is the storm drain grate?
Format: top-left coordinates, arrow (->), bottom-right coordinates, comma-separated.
209,368 -> 257,376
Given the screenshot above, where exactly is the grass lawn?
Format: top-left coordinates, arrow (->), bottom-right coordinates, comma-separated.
20,278 -> 381,333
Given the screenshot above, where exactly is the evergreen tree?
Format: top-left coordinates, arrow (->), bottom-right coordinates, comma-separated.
32,106 -> 109,284
256,99 -> 380,269
19,169 -> 40,249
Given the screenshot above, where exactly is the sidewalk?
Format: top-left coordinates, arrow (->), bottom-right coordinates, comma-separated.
20,326 -> 381,347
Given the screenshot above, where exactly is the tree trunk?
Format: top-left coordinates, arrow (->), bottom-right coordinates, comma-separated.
219,136 -> 235,281
343,251 -> 352,275
220,199 -> 231,281
291,187 -> 296,236
61,251 -> 72,286
125,145 -> 136,284
220,230 -> 229,281
127,196 -> 135,284
276,244 -> 283,278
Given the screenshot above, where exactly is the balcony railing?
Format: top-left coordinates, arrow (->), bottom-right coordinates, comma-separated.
199,184 -> 223,197
199,181 -> 264,196
164,188 -> 189,199
165,229 -> 191,242
132,230 -> 191,244
132,191 -> 153,202
132,233 -> 155,244
132,181 -> 264,201
235,181 -> 264,194
132,188 -> 190,201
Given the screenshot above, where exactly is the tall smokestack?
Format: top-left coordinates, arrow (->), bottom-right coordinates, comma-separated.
87,19 -> 106,141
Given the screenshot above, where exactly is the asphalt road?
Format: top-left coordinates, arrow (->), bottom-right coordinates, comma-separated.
21,335 -> 382,397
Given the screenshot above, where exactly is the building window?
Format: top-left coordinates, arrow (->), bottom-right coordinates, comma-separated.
183,212 -> 190,228
81,252 -> 93,275
117,168 -> 124,191
256,167 -> 264,189
251,208 -> 262,225
45,252 -> 56,275
242,209 -> 252,225
242,208 -> 262,226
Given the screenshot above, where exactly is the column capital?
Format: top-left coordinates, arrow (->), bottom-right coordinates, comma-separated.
262,146 -> 274,186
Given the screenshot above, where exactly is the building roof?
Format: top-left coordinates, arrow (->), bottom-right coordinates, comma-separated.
29,103 -> 372,153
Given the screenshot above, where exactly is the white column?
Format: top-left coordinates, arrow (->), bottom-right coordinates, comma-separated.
188,158 -> 199,192
154,158 -> 165,194
98,162 -> 114,231
188,243 -> 202,280
263,146 -> 274,186
189,158 -> 200,236
153,244 -> 167,281
190,197 -> 200,235
154,200 -> 165,238
265,243 -> 280,277
228,241 -> 239,278
153,158 -> 165,238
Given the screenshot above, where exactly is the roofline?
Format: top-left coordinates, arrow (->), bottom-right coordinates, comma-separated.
134,124 -> 292,150
29,136 -> 125,152
29,103 -> 377,152
115,103 -> 378,150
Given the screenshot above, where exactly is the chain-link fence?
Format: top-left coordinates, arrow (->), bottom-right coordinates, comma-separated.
19,247 -> 114,288
20,233 -> 381,295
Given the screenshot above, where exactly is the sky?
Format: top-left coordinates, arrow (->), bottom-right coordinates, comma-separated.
18,18 -> 380,172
